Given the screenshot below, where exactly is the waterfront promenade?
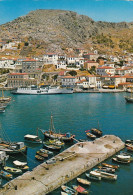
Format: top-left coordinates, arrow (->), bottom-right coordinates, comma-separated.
0,135 -> 124,195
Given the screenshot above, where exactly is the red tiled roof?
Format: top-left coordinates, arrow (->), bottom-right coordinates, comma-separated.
9,73 -> 28,75
97,66 -> 114,69
62,76 -> 75,79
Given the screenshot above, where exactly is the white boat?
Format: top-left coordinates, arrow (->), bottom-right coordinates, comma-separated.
12,85 -> 73,95
116,154 -> 131,161
95,170 -> 117,180
24,134 -> 42,144
13,160 -> 29,171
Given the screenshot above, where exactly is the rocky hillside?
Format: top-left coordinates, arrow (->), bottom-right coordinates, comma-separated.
0,9 -> 133,54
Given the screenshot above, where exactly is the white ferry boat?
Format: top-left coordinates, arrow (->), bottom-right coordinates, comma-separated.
12,86 -> 73,95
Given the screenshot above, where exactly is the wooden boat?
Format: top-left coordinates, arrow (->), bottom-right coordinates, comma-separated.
4,166 -> 22,175
95,170 -> 117,180
24,129 -> 42,144
61,192 -> 72,195
102,163 -> 119,170
0,170 -> 13,180
77,178 -> 91,185
97,166 -> 115,173
126,146 -> 133,152
85,173 -> 101,181
61,185 -> 76,195
40,114 -> 75,142
125,139 -> 133,144
112,157 -> 130,164
35,155 -> 44,161
116,154 -> 131,161
46,139 -> 65,146
89,170 -> 102,180
72,185 -> 88,194
85,130 -> 96,139
91,128 -> 102,136
39,148 -> 53,155
13,160 -> 29,171
36,151 -> 48,158
43,143 -> 61,151
125,143 -> 133,148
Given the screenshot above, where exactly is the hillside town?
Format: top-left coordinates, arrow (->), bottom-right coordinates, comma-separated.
0,39 -> 133,92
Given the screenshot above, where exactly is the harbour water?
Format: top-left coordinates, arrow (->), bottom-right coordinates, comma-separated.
0,91 -> 133,194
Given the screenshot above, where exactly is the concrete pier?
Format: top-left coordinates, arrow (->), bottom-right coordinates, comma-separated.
0,135 -> 125,195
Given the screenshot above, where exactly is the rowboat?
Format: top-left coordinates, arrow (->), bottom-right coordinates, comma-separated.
97,166 -> 115,173
126,146 -> 133,152
125,140 -> 133,144
0,170 -> 13,180
86,132 -> 96,139
39,148 -> 53,155
85,173 -> 101,181
61,192 -> 72,195
102,163 -> 119,169
35,155 -> 44,161
61,185 -> 76,194
46,139 -> 65,146
125,143 -> 133,148
95,170 -> 117,180
43,143 -> 61,151
72,185 -> 89,194
116,154 -> 131,161
4,166 -> 22,175
77,178 -> 91,185
13,160 -> 29,171
112,157 -> 130,164
36,151 -> 48,158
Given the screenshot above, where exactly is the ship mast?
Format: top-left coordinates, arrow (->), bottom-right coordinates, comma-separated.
49,114 -> 55,133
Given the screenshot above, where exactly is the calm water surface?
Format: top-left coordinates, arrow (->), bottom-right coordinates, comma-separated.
0,91 -> 133,195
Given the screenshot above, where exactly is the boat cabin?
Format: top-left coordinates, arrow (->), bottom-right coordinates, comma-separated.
24,134 -> 40,142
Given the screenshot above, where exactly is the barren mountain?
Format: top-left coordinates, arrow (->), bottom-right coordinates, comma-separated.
0,9 -> 133,54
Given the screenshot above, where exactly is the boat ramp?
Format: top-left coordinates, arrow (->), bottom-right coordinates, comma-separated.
0,135 -> 124,195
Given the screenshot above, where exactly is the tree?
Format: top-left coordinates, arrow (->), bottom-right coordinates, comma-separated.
24,42 -> 29,46
68,70 -> 77,76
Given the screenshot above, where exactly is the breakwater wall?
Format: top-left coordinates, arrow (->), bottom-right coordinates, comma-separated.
0,135 -> 125,195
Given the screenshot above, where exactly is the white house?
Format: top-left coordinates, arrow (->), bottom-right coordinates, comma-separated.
43,53 -> 58,65
61,76 -> 76,87
97,66 -> 115,76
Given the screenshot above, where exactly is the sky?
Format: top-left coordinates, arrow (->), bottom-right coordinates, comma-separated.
0,0 -> 133,24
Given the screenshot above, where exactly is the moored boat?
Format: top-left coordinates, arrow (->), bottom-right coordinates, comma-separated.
35,155 -> 44,161
91,128 -> 102,136
43,143 -> 61,151
46,139 -> 65,146
125,139 -> 133,144
39,148 -> 53,155
36,151 -> 48,158
13,160 -> 29,171
61,185 -> 76,195
112,157 -> 130,164
97,166 -> 115,174
61,192 -> 72,195
116,154 -> 131,161
102,163 -> 119,170
95,170 -> 117,180
0,170 -> 13,180
85,130 -> 96,139
40,114 -> 75,142
85,173 -> 101,181
24,129 -> 42,144
72,185 -> 89,194
126,146 -> 133,152
77,178 -> 91,186
4,166 -> 22,175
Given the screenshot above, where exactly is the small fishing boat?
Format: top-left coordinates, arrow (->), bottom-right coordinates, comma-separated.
0,170 -> 13,180
102,163 -> 119,170
39,148 -> 53,155
85,173 -> 101,181
61,192 -> 72,195
72,185 -> 88,194
126,146 -> 133,152
77,178 -> 91,185
24,129 -> 42,144
43,143 -> 61,151
125,140 -> 133,144
0,90 -> 11,102
125,143 -> 133,148
40,114 -> 75,142
61,185 -> 76,195
0,108 -> 5,113
89,170 -> 102,180
91,128 -> 102,137
46,139 -> 65,146
116,154 -> 131,161
13,160 -> 29,171
35,155 -> 44,161
36,151 -> 48,158
85,130 -> 96,139
4,166 -> 22,175
95,170 -> 117,180
46,158 -> 56,164
97,166 -> 115,174
112,157 -> 130,164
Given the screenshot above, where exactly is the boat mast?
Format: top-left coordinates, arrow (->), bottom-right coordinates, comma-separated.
49,114 -> 55,133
